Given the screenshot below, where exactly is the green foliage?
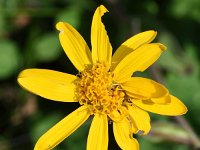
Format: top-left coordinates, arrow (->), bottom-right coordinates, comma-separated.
0,40 -> 20,79
158,32 -> 184,73
55,5 -> 83,29
169,0 -> 200,22
31,112 -> 63,143
33,33 -> 61,62
0,13 -> 5,34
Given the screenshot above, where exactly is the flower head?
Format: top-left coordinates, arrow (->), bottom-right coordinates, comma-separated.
18,5 -> 187,150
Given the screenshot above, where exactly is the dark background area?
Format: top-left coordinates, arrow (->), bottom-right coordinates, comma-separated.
0,0 -> 200,149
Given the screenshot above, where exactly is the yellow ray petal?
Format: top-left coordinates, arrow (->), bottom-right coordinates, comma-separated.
121,77 -> 170,104
113,118 -> 139,150
34,106 -> 90,150
128,105 -> 151,135
18,69 -> 77,102
111,30 -> 157,70
91,5 -> 112,67
133,95 -> 188,116
56,22 -> 92,71
87,114 -> 108,150
113,43 -> 166,83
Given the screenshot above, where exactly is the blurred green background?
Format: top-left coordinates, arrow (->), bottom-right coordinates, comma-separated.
0,0 -> 200,149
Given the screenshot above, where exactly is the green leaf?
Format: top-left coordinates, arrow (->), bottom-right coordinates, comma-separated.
55,5 -> 83,29
166,74 -> 200,107
0,13 -> 5,34
0,40 -> 20,79
34,33 -> 61,62
182,43 -> 199,78
166,66 -> 200,125
158,32 -> 184,74
139,138 -> 157,150
169,0 -> 200,22
145,1 -> 158,15
30,112 -> 62,143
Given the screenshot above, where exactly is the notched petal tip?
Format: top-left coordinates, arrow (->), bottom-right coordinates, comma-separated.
17,69 -> 30,83
17,70 -> 23,79
140,30 -> 157,44
158,43 -> 167,51
98,5 -> 109,14
56,22 -> 66,34
91,4 -> 112,66
153,30 -> 157,35
56,22 -> 64,31
141,30 -> 158,44
17,74 -> 23,87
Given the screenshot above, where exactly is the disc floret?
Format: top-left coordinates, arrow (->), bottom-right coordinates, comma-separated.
75,63 -> 125,115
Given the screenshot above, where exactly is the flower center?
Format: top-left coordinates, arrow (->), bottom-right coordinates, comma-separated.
74,63 -> 125,115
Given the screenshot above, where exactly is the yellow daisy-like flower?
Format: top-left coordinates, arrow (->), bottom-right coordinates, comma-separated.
18,5 -> 187,150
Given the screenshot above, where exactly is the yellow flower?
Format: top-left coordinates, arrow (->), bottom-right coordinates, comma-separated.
18,5 -> 187,150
